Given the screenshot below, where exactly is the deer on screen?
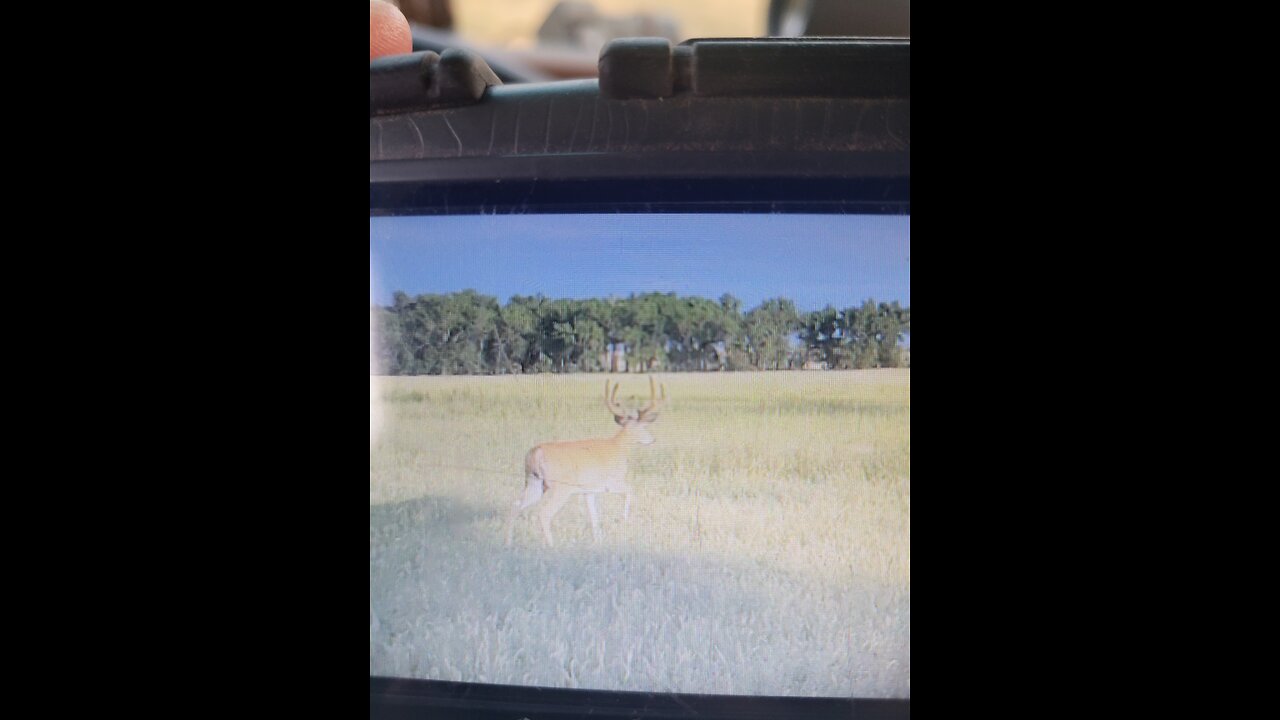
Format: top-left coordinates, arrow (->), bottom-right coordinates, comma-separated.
505,377 -> 667,547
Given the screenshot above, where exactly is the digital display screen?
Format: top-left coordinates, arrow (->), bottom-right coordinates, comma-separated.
370,213 -> 910,698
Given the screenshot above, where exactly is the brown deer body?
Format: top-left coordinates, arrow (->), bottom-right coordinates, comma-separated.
505,377 -> 666,547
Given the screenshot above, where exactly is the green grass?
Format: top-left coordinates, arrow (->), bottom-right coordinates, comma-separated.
370,370 -> 909,697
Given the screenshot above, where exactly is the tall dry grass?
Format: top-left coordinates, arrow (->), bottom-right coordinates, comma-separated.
370,370 -> 909,697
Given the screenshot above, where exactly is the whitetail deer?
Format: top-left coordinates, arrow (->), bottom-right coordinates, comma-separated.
505,376 -> 667,547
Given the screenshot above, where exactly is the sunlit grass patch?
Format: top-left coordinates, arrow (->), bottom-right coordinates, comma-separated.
370,370 -> 909,697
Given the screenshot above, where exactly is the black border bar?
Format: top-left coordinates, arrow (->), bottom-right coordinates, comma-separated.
371,676 -> 910,720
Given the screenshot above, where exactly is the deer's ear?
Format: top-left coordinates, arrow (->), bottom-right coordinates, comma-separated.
614,414 -> 628,426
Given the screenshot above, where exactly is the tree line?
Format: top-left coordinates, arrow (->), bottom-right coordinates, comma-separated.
374,290 -> 909,375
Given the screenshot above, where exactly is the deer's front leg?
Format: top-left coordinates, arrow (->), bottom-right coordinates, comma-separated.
607,478 -> 633,522
584,493 -> 601,542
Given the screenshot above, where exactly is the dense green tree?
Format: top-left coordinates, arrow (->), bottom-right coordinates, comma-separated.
800,305 -> 842,366
373,290 -> 907,375
745,297 -> 801,370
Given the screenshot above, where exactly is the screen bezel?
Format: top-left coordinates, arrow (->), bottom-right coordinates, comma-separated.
369,205 -> 911,713
370,676 -> 911,719
370,177 -> 909,216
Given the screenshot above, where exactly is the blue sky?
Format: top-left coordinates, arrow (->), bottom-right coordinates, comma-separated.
370,214 -> 909,312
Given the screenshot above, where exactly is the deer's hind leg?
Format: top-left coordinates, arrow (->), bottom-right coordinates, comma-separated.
605,478 -> 634,522
538,485 -> 576,547
505,476 -> 544,547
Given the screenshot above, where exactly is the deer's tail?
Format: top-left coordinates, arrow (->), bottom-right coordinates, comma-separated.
525,446 -> 550,493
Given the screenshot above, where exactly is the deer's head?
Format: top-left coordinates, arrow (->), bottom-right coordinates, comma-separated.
604,376 -> 667,446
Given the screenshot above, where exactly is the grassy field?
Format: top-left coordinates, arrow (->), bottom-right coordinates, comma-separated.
369,370 -> 910,697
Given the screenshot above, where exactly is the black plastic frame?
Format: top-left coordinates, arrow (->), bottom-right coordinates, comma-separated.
370,176 -> 908,216
371,39 -> 909,217
371,676 -> 910,720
